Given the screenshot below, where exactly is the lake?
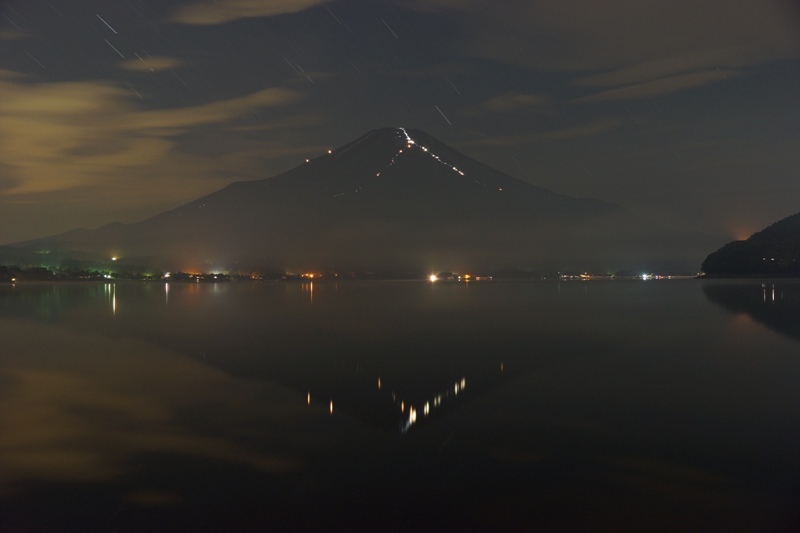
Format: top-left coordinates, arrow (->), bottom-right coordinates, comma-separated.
1,279 -> 799,531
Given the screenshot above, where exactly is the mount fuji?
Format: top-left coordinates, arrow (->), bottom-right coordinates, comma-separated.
1,127 -> 706,273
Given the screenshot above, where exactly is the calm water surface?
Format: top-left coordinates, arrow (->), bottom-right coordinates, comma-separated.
1,279 -> 799,531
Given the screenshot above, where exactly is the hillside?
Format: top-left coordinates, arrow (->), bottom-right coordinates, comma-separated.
702,211 -> 800,277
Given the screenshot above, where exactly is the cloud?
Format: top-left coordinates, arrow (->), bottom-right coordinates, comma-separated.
0,166 -> 22,192
0,75 -> 303,197
0,28 -> 35,41
130,87 -> 301,133
538,118 -> 622,140
119,56 -> 184,73
572,69 -> 741,104
572,48 -> 755,88
171,0 -> 330,25
409,0 -> 800,71
0,68 -> 27,80
481,93 -> 552,113
406,0 -> 800,103
459,118 -> 621,147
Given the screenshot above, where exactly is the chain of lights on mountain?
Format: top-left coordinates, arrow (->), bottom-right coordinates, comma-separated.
326,128 -> 497,198
374,127 -> 469,179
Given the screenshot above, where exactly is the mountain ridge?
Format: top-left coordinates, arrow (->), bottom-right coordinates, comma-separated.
2,127 -> 710,273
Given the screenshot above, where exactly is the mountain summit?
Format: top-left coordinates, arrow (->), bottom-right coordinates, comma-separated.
3,127 -> 702,272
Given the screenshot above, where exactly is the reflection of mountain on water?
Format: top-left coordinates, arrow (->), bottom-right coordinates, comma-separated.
702,281 -> 800,342
0,282 -> 575,432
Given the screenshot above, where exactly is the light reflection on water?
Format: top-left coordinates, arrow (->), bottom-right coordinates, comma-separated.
702,279 -> 800,342
1,280 -> 800,530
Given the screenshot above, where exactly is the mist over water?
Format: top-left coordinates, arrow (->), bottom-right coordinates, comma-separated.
1,280 -> 799,530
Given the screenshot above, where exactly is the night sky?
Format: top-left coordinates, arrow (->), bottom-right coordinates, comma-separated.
1,0 -> 799,245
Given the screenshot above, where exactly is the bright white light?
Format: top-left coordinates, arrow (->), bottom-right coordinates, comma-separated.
429,274 -> 438,282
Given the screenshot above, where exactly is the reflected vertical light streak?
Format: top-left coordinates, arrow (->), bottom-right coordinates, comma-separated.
165,282 -> 169,306
104,283 -> 116,315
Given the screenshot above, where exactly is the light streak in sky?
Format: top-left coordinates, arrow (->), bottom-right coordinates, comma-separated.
96,14 -> 118,34
381,18 -> 398,39
434,105 -> 452,125
1,11 -> 22,30
442,74 -> 461,95
171,70 -> 189,87
325,6 -> 343,25
24,51 -> 45,69
105,39 -> 125,58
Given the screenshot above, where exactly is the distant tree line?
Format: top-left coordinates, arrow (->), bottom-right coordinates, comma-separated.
0,265 -> 141,282
0,265 -> 274,282
2,264 -> 685,282
0,265 -> 57,281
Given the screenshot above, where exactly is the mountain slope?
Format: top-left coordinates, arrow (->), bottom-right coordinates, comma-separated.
702,211 -> 800,276
3,127 -> 702,272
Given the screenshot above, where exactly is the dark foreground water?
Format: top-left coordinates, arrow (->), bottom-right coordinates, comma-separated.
1,279 -> 800,531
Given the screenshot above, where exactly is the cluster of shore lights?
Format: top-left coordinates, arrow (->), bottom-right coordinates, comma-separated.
162,272 -> 219,282
429,273 -> 483,282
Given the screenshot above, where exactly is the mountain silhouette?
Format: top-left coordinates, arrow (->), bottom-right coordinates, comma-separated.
2,127 -> 705,273
702,211 -> 800,277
